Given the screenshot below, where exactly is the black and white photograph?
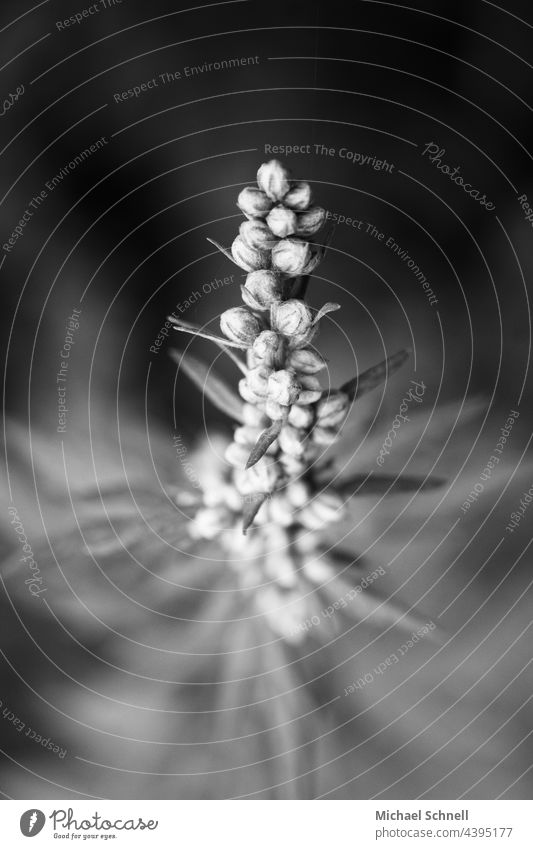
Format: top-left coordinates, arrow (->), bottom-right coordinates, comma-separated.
0,0 -> 532,842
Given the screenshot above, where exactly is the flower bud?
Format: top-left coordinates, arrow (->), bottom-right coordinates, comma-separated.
246,348 -> 258,369
271,238 -> 313,277
265,399 -> 288,421
266,205 -> 298,238
291,333 -> 317,351
238,377 -> 264,404
316,391 -> 350,427
288,403 -> 314,429
296,205 -> 326,236
237,186 -> 273,219
286,347 -> 326,374
298,491 -> 345,529
271,299 -> 313,336
233,426 -> 259,448
312,425 -> 338,445
303,556 -> 334,585
252,329 -> 284,365
222,484 -> 243,513
283,181 -> 313,210
203,486 -> 226,508
234,457 -> 282,495
241,270 -> 283,311
257,159 -> 291,201
225,441 -> 250,468
231,235 -> 270,271
279,425 -> 306,458
297,375 -> 322,404
220,307 -> 261,346
268,494 -> 295,529
286,480 -> 310,508
267,369 -> 301,406
242,403 -> 269,427
279,453 -> 306,476
190,506 -> 230,539
239,219 -> 278,250
247,365 -> 273,398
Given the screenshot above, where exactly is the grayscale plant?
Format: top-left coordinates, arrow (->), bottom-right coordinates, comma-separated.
170,159 -> 444,642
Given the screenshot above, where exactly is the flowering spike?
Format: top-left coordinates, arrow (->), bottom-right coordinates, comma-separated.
175,158 -> 441,645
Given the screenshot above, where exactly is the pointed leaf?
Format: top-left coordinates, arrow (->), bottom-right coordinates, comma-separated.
206,236 -> 235,264
242,492 -> 269,534
335,473 -> 445,498
169,348 -> 244,423
245,419 -> 283,469
341,348 -> 410,401
168,315 -> 246,349
312,302 -> 341,325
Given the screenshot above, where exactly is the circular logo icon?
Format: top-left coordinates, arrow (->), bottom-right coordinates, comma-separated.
20,810 -> 46,837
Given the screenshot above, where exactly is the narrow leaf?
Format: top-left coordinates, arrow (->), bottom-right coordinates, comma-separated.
312,302 -> 341,325
245,419 -> 283,469
335,473 -> 445,498
242,492 -> 269,534
168,315 -> 246,349
206,236 -> 236,264
169,348 -> 244,423
170,317 -> 247,371
341,348 -> 410,401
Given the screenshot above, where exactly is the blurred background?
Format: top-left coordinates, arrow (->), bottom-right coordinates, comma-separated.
0,0 -> 532,799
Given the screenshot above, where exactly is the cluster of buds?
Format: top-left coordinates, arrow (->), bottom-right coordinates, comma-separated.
174,159 -> 412,548
232,159 -> 327,278
170,159 -> 425,642
213,163 -> 339,485
179,160 -> 347,536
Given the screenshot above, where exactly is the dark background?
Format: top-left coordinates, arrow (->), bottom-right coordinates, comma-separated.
0,0 -> 532,800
